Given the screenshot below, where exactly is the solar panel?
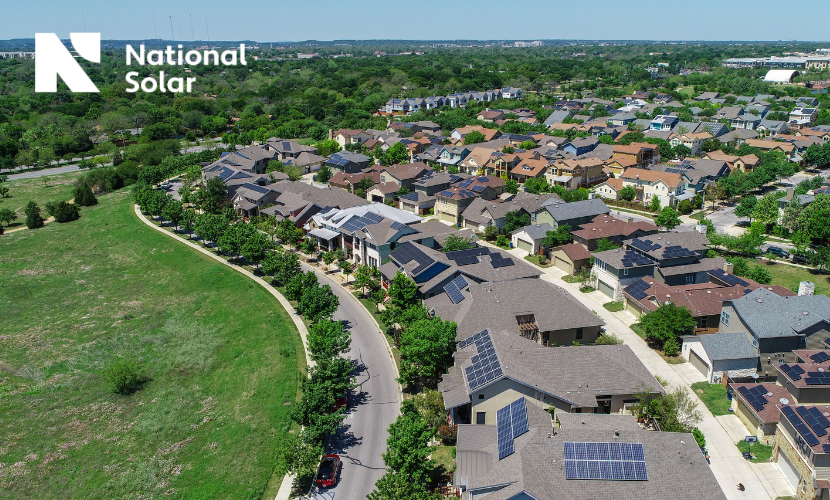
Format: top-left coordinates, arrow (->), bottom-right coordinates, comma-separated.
564,443 -> 647,481
458,179 -> 473,188
390,221 -> 405,230
781,365 -> 803,381
478,176 -> 489,182
363,212 -> 385,224
793,365 -> 806,375
444,281 -> 465,304
497,405 -> 515,460
812,352 -> 830,363
463,330 -> 502,391
439,190 -> 454,197
511,398 -> 529,437
491,257 -> 514,268
472,185 -> 485,192
451,274 -> 469,291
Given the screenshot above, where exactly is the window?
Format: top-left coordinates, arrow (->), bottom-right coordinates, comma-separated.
478,394 -> 484,400
576,328 -> 584,340
685,276 -> 694,284
623,268 -> 629,276
476,412 -> 486,425
698,317 -> 708,328
721,311 -> 729,326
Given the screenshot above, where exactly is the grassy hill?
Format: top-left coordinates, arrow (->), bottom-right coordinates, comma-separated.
0,188 -> 304,499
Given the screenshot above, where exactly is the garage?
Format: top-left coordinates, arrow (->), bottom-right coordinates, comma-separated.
689,349 -> 710,378
777,450 -> 801,490
626,299 -> 645,318
438,212 -> 457,223
597,279 -> 614,298
516,238 -> 533,254
554,256 -> 572,274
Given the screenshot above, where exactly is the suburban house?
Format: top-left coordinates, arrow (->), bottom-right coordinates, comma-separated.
365,182 -> 398,203
530,198 -> 611,230
608,111 -> 637,126
380,242 -> 540,299
477,109 -> 505,122
571,214 -> 658,251
774,350 -> 830,406
202,145 -> 276,175
611,142 -> 659,167
744,139 -> 797,157
509,157 -> 549,183
378,162 -> 431,189
624,231 -> 718,286
790,107 -> 818,126
718,288 -> 830,380
461,192 -> 556,232
231,183 -> 281,218
773,403 -> 830,498
454,410 -> 725,500
264,138 -> 319,162
679,333 -> 759,383
728,381 -> 791,444
451,126 -> 502,144
594,177 -> 624,201
546,157 -> 605,189
325,151 -> 373,174
328,170 -> 380,193
425,279 -> 605,346
439,329 -> 663,426
562,136 -> 599,156
256,180 -> 368,228
434,176 -> 505,224
203,165 -> 273,199
650,115 -> 680,131
549,242 -> 592,275
615,168 -> 687,207
397,170 -> 456,215
701,150 -> 761,172
591,247 -> 656,300
510,223 -> 552,256
649,159 -> 730,194
331,128 -> 365,147
668,132 -> 712,156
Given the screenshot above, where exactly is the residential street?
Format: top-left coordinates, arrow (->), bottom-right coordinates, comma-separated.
301,263 -> 400,500
486,241 -> 795,500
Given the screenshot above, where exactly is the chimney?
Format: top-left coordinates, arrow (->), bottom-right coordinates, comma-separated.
799,281 -> 815,296
724,262 -> 734,274
627,217 -> 633,224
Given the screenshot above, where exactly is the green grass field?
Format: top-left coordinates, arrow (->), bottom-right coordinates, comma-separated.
736,440 -> 773,463
524,255 -> 552,268
0,189 -> 304,499
759,260 -> 830,296
691,382 -> 732,416
0,171 -> 86,226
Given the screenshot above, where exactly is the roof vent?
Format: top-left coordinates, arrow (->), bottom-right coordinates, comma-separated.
803,311 -> 809,316
780,398 -> 790,405
707,290 -> 712,294
757,299 -> 763,303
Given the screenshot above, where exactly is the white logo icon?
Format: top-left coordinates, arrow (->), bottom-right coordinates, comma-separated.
35,33 -> 100,92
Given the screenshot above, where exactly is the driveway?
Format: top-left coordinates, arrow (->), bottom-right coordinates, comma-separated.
301,263 -> 400,500
482,241 -> 794,500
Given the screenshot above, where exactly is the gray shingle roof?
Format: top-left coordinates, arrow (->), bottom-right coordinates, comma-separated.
513,222 -> 553,240
537,198 -> 610,224
698,332 -> 758,361
731,288 -> 830,338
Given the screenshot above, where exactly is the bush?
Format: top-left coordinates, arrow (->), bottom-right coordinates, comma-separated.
693,428 -> 706,449
677,199 -> 692,215
595,332 -> 623,345
437,424 -> 458,445
538,255 -> 548,265
663,337 -> 680,357
748,265 -> 772,284
52,201 -> 80,223
496,234 -> 510,247
24,201 -> 44,229
483,225 -> 499,241
101,357 -> 147,395
74,183 -> 98,206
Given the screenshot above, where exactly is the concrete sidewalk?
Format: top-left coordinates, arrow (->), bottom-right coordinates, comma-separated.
482,241 -> 794,500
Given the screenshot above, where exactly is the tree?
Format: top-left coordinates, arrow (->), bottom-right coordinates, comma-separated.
518,140 -> 537,150
369,288 -> 386,313
398,318 -> 457,388
298,283 -> 340,323
693,193 -> 703,210
748,265 -> 772,284
52,201 -> 80,223
301,236 -> 318,255
734,196 -> 757,222
648,194 -> 661,213
162,199 -> 184,231
381,400 -> 435,480
217,223 -> 253,262
307,319 -> 351,364
541,224 -> 573,248
274,432 -> 323,485
504,178 -> 519,194
263,250 -> 301,286
463,130 -> 486,145
386,142 -> 410,165
285,271 -> 318,302
315,162 -> 333,183
704,183 -> 725,210
442,234 -> 473,252
241,231 -> 269,269
181,208 -> 196,238
341,260 -> 354,283
73,183 -> 98,206
483,224 -> 499,241
632,386 -> 702,433
800,194 -> 830,244
502,210 -> 530,234
194,213 -> 226,245
677,199 -> 692,215
291,367 -> 348,443
24,201 -> 44,229
752,192 -> 781,226
0,186 -> 8,198
619,185 -> 636,202
369,471 -> 441,500
655,207 -> 681,230
315,139 -> 341,157
353,264 -> 376,297
672,144 -> 691,159
639,303 -> 696,350
595,237 -> 620,252
322,251 -> 337,271
387,272 -> 419,311
202,177 -> 227,214
0,207 -> 17,226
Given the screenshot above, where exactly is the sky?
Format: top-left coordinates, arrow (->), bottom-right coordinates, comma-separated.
2,0 -> 828,43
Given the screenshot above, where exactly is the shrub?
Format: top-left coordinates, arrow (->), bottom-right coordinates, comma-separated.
24,201 -> 44,229
496,234 -> 510,247
595,332 -> 624,345
538,255 -> 548,265
101,357 -> 147,395
748,265 -> 772,284
437,424 -> 458,445
74,183 -> 98,206
52,202 -> 80,223
693,428 -> 706,449
663,337 -> 680,357
677,199 -> 692,215
483,225 -> 499,241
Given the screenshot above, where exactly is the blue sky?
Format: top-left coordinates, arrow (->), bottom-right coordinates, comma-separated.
3,0 -> 828,42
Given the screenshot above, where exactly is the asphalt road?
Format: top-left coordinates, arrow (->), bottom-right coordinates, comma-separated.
301,263 -> 399,500
7,164 -> 83,180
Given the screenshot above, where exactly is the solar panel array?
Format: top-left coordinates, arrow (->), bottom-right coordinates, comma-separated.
390,221 -> 406,230
496,398 -> 530,460
662,245 -> 697,259
439,190 -> 455,197
462,330 -> 503,391
363,212 -> 385,224
478,176 -> 489,182
393,242 -> 435,275
564,442 -> 648,481
738,385 -> 769,412
624,279 -> 651,300
458,179 -> 474,188
630,238 -> 662,252
805,370 -> 830,385
490,253 -> 515,268
710,268 -> 749,287
781,406 -> 826,446
444,281 -> 465,304
781,364 -> 805,381
450,274 -> 468,291
472,185 -> 485,192
811,352 -> 830,363
620,251 -> 653,268
447,247 -> 489,266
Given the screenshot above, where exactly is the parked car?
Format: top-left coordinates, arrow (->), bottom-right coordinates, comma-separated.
334,393 -> 348,412
766,246 -> 790,259
315,454 -> 341,488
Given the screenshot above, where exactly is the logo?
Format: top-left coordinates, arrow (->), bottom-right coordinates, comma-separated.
35,33 -> 100,92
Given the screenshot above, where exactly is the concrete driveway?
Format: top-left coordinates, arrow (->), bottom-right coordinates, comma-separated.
301,263 -> 399,500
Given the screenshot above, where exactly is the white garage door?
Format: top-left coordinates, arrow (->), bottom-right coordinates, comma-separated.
689,350 -> 710,378
777,451 -> 800,490
597,280 -> 614,298
517,238 -> 533,254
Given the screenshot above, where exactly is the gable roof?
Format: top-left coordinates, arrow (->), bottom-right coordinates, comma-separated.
571,214 -> 657,241
620,168 -> 684,188
536,198 -> 610,223
730,288 -> 830,338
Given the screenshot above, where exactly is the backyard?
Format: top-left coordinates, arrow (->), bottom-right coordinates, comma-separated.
0,190 -> 305,499
691,382 -> 733,416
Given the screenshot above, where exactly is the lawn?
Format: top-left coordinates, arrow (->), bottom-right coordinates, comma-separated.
689,210 -> 708,221
0,171 -> 86,227
691,382 -> 732,416
736,440 -> 774,463
759,259 -> 830,296
603,301 -> 624,312
431,445 -> 456,477
0,190 -> 305,499
524,255 -> 552,268
561,274 -> 579,283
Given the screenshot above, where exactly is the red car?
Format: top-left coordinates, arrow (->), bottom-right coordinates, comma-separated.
315,454 -> 341,488
333,393 -> 348,412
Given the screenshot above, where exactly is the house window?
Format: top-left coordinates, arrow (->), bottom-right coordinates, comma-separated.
721,311 -> 729,326
800,336 -> 807,346
623,268 -> 629,276
698,316 -> 708,328
576,328 -> 584,340
685,276 -> 694,284
476,412 -> 486,425
478,394 -> 484,400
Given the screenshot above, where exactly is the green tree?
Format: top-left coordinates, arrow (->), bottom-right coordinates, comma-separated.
181,208 -> 196,238
751,192 -> 781,226
202,177 -> 227,214
369,471 -> 441,500
297,283 -> 340,323
502,210 -> 530,234
193,213 -> 226,245
0,186 -> 8,198
620,185 -> 636,202
353,264 -> 377,296
240,231 -> 269,270
595,237 -> 620,252
639,303 -> 696,350
341,260 -> 354,283
73,183 -> 98,206
800,194 -> 830,244
463,130 -> 486,145
162,199 -> 184,231
518,140 -> 537,150
0,207 -> 17,226
504,178 -> 519,194
484,224 -> 499,241
655,206 -> 681,230
285,271 -> 318,302
748,265 -> 772,284
218,222 -> 253,262
101,357 -> 146,395
52,201 -> 80,223
677,199 -> 692,215
264,250 -> 301,286
648,195 -> 661,213
24,201 -> 44,229
541,224 -> 573,247
387,272 -> 419,311
442,234 -> 473,252
273,432 -> 323,485
307,319 -> 351,364
381,400 -> 435,480
386,142 -> 410,166
315,162 -> 333,183
398,317 -> 458,388
734,196 -> 757,222
322,251 -> 337,271
672,144 -> 691,159
315,139 -> 341,157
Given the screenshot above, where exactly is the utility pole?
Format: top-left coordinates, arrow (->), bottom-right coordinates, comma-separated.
169,16 -> 174,42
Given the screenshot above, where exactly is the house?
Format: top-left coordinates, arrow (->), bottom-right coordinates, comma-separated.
476,109 -> 505,122
718,288 -> 830,380
571,214 -> 658,251
378,162 -> 431,189
425,279 -> 604,347
626,231 -> 717,286
591,247 -> 656,300
531,198 -> 610,230
549,242 -> 592,275
562,136 -> 599,156
790,107 -> 819,127
451,125 -> 502,144
231,183 -> 280,217
543,109 -> 572,126
650,115 -> 679,131
509,157 -> 549,183
454,409 -> 725,500
202,145 -> 277,175
510,223 -> 553,256
649,158 -> 730,193
594,177 -> 624,201
715,106 -> 744,122
546,157 -> 605,189
611,142 -> 659,167
701,150 -> 761,173
264,138 -> 319,162
668,132 -> 712,156
617,168 -> 687,207
325,151 -> 373,174
328,170 -> 380,193
608,112 -> 637,126
434,176 -> 505,224
397,170 -> 456,214
774,350 -> 830,406
410,120 -> 441,135
439,329 -> 663,426
381,242 -> 540,299
695,91 -> 721,101
202,165 -> 272,199
284,151 -> 327,173
724,128 -> 760,145
365,182 -> 398,203
500,87 -> 523,99
461,191 -> 556,232
679,332 -> 759,383
331,128 -> 364,147
744,139 -> 797,157
773,403 -> 830,497
758,120 -> 790,136
728,381 -> 791,443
